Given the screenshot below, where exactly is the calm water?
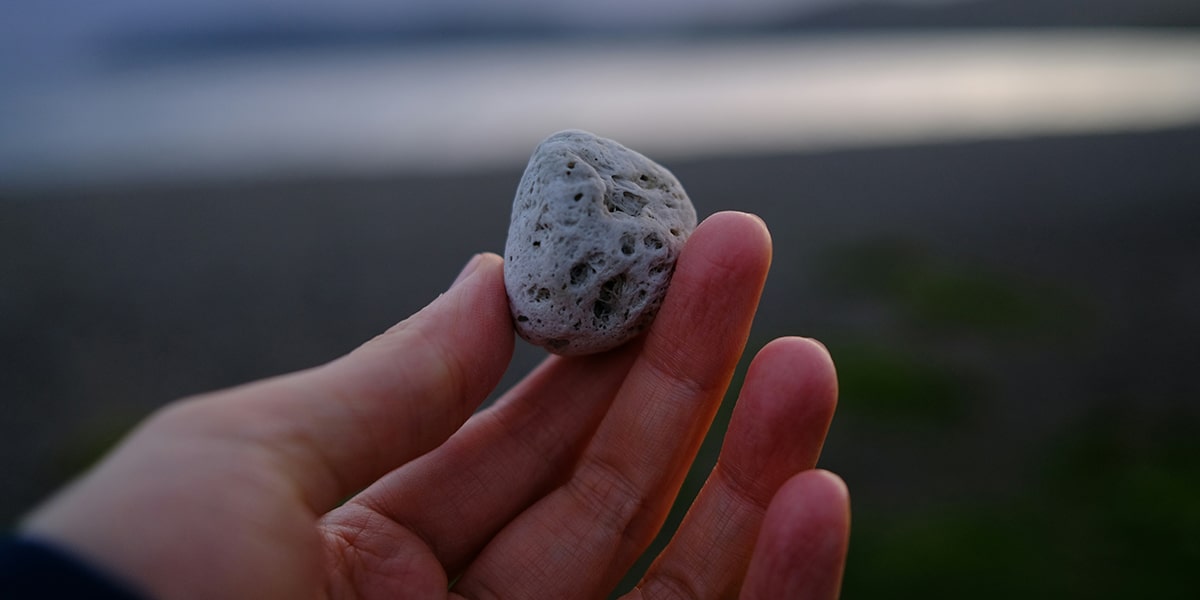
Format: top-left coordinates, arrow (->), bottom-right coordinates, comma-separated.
4,31 -> 1200,189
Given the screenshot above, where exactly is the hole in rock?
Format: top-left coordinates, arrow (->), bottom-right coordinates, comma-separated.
604,190 -> 648,216
620,234 -> 636,255
570,262 -> 593,286
593,274 -> 627,322
644,233 -> 663,250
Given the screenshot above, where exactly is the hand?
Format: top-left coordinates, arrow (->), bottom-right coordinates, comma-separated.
22,212 -> 849,599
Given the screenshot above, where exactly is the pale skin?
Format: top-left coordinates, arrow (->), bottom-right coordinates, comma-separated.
22,211 -> 850,599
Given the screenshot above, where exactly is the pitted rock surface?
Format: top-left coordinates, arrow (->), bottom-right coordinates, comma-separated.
504,130 -> 697,355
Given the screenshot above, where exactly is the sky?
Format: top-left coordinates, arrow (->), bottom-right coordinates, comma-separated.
1,1 -> 968,81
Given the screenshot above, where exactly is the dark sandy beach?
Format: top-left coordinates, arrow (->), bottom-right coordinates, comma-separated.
4,125 -> 1199,595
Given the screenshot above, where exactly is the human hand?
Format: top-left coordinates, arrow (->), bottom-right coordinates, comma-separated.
21,211 -> 849,599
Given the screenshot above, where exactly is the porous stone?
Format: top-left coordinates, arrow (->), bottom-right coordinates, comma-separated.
504,130 -> 697,355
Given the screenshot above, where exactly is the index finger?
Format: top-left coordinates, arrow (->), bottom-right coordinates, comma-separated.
166,253 -> 515,513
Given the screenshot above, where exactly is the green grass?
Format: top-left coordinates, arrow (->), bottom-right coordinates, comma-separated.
818,237 -> 1092,342
831,342 -> 975,426
844,412 -> 1200,598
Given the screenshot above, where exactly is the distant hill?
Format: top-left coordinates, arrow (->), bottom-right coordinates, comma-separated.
786,0 -> 1200,30
96,0 -> 1200,67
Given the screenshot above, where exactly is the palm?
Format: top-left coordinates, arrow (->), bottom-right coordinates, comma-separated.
315,338 -> 844,599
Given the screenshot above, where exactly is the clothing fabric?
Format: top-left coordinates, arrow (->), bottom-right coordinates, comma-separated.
0,536 -> 146,599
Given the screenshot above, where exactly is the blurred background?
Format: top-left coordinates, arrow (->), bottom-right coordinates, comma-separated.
3,0 -> 1199,596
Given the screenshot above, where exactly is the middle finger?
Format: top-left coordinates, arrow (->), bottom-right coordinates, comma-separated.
454,212 -> 772,598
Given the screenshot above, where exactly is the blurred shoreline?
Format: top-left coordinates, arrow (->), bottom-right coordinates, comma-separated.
5,29 -> 1200,191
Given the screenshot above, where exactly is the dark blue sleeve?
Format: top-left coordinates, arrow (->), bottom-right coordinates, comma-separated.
0,536 -> 148,599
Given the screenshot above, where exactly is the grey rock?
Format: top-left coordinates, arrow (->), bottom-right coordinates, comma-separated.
504,130 -> 697,355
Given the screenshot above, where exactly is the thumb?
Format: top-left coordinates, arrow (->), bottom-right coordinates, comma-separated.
179,252 -> 515,512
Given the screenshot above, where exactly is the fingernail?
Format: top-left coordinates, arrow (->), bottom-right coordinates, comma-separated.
804,336 -> 830,355
450,254 -> 484,290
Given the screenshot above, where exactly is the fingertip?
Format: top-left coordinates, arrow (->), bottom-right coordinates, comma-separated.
425,250 -> 514,394
284,250 -> 513,508
782,469 -> 851,516
637,212 -> 773,385
686,211 -> 772,274
755,336 -> 833,370
466,252 -> 510,320
437,251 -> 508,323
704,210 -> 770,237
456,252 -> 505,297
768,469 -> 852,574
742,336 -> 839,423
717,337 -> 839,502
771,469 -> 852,571
477,251 -> 506,270
652,211 -> 771,340
771,336 -> 837,395
742,469 -> 850,600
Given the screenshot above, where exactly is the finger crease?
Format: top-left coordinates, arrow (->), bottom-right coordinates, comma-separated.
412,325 -> 471,418
640,569 -> 703,600
640,346 -> 718,406
566,455 -> 646,539
715,460 -> 775,514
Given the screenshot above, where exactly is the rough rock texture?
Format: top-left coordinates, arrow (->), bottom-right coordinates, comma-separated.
504,130 -> 697,355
